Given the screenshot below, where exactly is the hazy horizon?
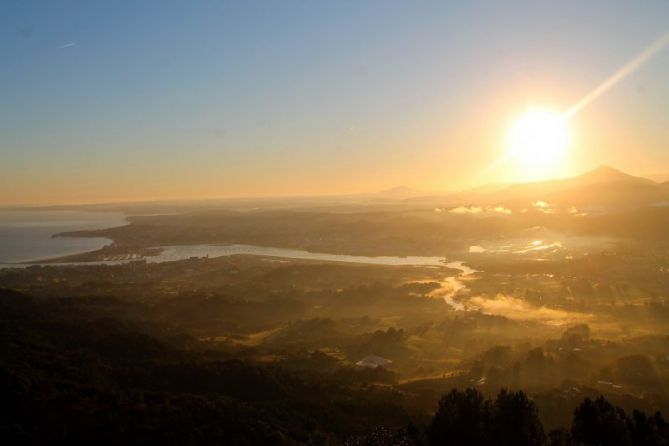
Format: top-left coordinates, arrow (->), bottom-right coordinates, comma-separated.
0,163 -> 664,208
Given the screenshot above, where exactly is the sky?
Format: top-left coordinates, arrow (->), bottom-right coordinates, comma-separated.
1,0 -> 669,205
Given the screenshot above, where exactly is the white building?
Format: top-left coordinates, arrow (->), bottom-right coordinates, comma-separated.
355,355 -> 392,369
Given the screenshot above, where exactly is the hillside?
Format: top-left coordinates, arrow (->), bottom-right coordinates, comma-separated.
426,166 -> 664,210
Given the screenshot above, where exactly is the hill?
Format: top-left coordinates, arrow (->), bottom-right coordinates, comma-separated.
464,166 -> 667,209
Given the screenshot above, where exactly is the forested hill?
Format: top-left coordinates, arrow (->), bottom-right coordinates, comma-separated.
2,288 -> 668,445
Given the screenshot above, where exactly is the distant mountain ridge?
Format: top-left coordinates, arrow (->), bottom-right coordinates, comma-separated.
401,165 -> 668,210
365,186 -> 426,200
472,165 -> 669,209
487,166 -> 653,202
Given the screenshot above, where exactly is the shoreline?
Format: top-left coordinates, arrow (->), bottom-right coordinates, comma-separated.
6,242 -> 464,270
19,245 -> 165,265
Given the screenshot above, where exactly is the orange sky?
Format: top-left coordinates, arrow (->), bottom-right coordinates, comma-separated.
2,2 -> 668,205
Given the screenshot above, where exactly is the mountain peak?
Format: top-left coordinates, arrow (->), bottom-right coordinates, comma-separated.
484,164 -> 660,206
578,165 -> 655,185
594,164 -> 621,173
587,164 -> 625,177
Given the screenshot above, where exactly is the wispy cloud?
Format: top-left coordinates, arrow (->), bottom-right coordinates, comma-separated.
450,205 -> 512,215
450,206 -> 482,214
57,42 -> 76,49
532,200 -> 556,214
468,294 -> 592,326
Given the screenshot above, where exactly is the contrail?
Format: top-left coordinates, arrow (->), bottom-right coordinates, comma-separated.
57,42 -> 76,49
564,29 -> 669,119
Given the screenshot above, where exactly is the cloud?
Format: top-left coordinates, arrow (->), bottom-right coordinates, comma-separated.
514,240 -> 563,254
450,206 -> 482,214
568,206 -> 588,217
532,200 -> 556,214
449,205 -> 511,215
491,206 -> 512,214
57,42 -> 76,49
467,294 -> 591,326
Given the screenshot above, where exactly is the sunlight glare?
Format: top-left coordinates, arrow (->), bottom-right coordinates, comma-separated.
507,108 -> 569,180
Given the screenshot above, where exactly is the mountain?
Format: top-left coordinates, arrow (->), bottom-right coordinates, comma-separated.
368,186 -> 426,200
483,166 -> 666,209
571,165 -> 654,184
490,165 -> 652,199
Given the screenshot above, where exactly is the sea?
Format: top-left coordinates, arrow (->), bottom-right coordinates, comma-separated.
0,210 -> 127,264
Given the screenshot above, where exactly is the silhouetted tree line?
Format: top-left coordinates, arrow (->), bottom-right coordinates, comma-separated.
362,388 -> 669,446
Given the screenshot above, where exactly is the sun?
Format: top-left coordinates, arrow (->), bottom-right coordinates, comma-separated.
507,107 -> 570,180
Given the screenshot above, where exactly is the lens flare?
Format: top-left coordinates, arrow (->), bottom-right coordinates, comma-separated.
564,30 -> 669,119
508,108 -> 569,177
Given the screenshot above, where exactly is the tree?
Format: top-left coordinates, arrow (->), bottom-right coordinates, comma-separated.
571,396 -> 631,446
627,410 -> 669,446
428,388 -> 491,445
490,389 -> 546,446
428,388 -> 546,446
547,427 -> 573,446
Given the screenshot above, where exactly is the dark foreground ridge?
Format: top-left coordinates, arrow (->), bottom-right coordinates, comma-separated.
1,288 -> 668,445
